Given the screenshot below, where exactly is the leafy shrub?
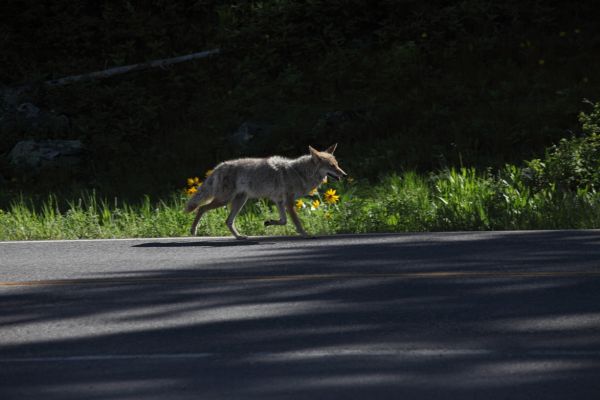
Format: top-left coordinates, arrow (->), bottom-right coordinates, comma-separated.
525,101 -> 600,191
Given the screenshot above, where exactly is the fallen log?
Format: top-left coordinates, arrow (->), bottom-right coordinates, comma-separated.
44,48 -> 221,87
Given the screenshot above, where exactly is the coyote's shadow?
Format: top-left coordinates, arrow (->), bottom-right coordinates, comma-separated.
132,240 -> 265,248
132,234 -> 318,248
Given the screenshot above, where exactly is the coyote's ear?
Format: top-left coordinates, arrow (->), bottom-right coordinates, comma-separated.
324,143 -> 337,154
309,145 -> 320,161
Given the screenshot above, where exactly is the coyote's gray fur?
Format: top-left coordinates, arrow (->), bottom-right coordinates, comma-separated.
185,144 -> 347,239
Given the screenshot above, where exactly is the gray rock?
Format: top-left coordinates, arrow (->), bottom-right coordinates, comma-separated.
8,139 -> 85,170
17,102 -> 40,119
0,97 -> 70,136
229,122 -> 272,151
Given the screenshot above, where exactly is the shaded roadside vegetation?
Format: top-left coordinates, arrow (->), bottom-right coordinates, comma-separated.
2,102 -> 599,240
1,1 -> 600,201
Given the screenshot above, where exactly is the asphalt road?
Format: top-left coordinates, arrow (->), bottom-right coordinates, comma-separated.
1,231 -> 600,399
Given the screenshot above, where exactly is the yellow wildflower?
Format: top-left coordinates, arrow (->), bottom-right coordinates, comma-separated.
311,199 -> 320,210
187,177 -> 201,187
323,188 -> 340,204
309,188 -> 318,196
186,186 -> 198,196
295,199 -> 304,210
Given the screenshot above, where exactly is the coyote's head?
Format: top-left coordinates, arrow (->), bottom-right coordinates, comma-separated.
309,144 -> 347,181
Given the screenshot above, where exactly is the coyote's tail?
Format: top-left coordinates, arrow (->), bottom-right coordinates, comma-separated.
184,174 -> 215,213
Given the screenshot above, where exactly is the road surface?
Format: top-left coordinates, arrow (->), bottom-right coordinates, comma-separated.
1,231 -> 600,399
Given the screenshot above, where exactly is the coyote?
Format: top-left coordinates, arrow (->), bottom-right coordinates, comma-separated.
185,144 -> 347,239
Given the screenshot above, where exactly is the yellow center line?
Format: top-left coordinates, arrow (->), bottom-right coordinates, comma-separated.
1,270 -> 600,288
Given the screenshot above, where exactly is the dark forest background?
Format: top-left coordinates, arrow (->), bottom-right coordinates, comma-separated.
1,0 -> 599,202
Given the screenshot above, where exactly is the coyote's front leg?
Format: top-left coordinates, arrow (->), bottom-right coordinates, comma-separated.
226,193 -> 249,240
286,197 -> 312,238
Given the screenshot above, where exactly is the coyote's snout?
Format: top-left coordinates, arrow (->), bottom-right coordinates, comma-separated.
185,144 -> 346,239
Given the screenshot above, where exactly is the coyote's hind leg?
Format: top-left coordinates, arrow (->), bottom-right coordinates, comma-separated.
264,201 -> 287,227
190,199 -> 227,236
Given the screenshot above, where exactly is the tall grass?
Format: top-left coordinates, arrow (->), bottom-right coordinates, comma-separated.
1,167 -> 599,241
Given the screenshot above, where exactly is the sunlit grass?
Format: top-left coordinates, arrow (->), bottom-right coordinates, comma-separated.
1,168 -> 599,241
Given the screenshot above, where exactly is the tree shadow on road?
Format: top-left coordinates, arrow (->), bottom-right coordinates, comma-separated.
1,231 -> 600,399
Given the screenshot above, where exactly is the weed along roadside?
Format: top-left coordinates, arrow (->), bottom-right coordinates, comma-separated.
2,100 -> 600,240
1,163 -> 599,240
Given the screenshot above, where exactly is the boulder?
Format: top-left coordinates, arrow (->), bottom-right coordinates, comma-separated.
8,139 -> 85,170
0,95 -> 70,137
229,122 -> 272,152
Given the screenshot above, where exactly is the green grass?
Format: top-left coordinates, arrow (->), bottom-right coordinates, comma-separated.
2,167 -> 599,241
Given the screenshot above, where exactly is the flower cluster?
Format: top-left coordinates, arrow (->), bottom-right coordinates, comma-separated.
295,186 -> 341,212
184,170 -> 213,196
185,177 -> 201,196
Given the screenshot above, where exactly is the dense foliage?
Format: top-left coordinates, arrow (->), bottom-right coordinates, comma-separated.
2,105 -> 600,240
1,1 -> 599,202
